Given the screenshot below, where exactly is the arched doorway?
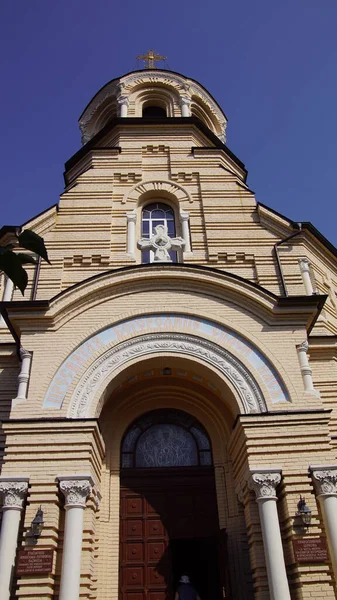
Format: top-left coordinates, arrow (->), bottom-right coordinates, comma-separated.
119,409 -> 226,600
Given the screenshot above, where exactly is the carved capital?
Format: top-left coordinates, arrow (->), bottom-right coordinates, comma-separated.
180,94 -> 191,106
126,209 -> 137,224
297,340 -> 309,353
298,257 -> 311,273
0,478 -> 29,510
310,467 -> 337,496
180,210 -> 190,222
117,95 -> 129,107
58,476 -> 93,508
20,347 -> 32,361
248,470 -> 281,500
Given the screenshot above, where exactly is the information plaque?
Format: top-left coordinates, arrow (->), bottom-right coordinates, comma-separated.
293,538 -> 328,563
16,549 -> 53,575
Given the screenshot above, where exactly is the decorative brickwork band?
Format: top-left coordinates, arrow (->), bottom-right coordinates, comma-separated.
248,470 -> 281,500
59,478 -> 93,508
0,478 -> 29,510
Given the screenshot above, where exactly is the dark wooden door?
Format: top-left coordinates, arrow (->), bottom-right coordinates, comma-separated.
120,468 -> 220,600
120,487 -> 170,600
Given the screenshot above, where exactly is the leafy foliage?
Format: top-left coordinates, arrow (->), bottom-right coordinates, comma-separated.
0,229 -> 50,295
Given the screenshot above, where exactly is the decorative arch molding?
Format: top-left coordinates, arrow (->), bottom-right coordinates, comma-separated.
122,178 -> 193,204
79,70 -> 227,144
42,313 -> 290,417
68,333 -> 267,418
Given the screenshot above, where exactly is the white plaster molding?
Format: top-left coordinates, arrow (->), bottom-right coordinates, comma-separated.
57,475 -> 94,508
248,468 -> 282,500
298,257 -> 313,295
0,477 -> 29,510
297,340 -> 320,397
180,210 -> 192,254
138,224 -> 185,262
68,332 -> 266,418
12,348 -> 32,406
122,178 -> 193,204
126,209 -> 137,258
310,466 -> 337,496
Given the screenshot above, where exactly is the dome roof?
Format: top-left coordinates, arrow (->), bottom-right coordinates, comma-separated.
79,69 -> 228,145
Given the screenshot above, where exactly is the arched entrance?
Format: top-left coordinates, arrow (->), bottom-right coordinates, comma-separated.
119,409 -> 225,600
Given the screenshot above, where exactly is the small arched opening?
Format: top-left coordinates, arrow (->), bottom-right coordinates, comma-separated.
142,105 -> 167,118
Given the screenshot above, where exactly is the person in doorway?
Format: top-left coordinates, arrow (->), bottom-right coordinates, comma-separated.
175,575 -> 201,600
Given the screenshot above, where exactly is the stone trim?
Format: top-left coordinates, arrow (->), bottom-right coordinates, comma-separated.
248,468 -> 282,500
57,475 -> 94,508
0,476 -> 29,510
310,465 -> 337,496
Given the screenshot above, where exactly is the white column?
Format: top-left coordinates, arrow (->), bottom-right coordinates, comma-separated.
12,348 -> 32,406
297,341 -> 317,394
180,211 -> 192,255
0,477 -> 29,600
126,210 -> 137,258
248,468 -> 290,600
57,475 -> 93,600
117,95 -> 129,117
0,276 -> 14,327
180,95 -> 191,117
298,258 -> 313,295
310,466 -> 337,583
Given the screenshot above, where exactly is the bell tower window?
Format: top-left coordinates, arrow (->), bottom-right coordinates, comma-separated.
142,105 -> 167,118
141,202 -> 177,263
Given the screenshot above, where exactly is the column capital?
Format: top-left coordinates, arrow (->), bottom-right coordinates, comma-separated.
0,476 -> 29,510
248,468 -> 282,500
180,210 -> 190,221
57,475 -> 94,508
298,257 -> 311,272
310,465 -> 337,497
117,94 -> 129,107
19,347 -> 32,360
126,209 -> 137,223
297,340 -> 309,353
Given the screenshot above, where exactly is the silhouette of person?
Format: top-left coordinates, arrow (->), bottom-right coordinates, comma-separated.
175,575 -> 201,600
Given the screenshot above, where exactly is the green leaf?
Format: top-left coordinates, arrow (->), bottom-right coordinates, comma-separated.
18,230 -> 50,263
16,253 -> 37,265
0,251 -> 28,295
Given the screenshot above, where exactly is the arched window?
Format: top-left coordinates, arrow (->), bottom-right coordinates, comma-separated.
142,105 -> 167,118
141,202 -> 177,263
121,409 -> 213,468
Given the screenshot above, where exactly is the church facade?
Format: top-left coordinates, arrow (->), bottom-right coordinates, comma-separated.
1,63 -> 337,600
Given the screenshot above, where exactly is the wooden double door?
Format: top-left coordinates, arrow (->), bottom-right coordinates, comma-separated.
119,468 -> 223,600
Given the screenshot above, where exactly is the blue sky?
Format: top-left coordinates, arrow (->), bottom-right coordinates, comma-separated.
1,1 -> 337,244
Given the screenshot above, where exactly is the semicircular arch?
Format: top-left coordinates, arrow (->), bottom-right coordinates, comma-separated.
66,331 -> 268,418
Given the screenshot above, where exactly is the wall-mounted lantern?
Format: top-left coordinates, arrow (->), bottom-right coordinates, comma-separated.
296,496 -> 312,528
30,506 -> 44,538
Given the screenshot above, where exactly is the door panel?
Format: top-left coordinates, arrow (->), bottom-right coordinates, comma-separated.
120,468 -> 219,600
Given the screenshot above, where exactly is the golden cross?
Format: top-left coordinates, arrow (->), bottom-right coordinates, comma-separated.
137,49 -> 167,69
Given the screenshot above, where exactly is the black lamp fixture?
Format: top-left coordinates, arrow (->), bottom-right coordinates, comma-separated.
30,506 -> 44,538
296,496 -> 312,528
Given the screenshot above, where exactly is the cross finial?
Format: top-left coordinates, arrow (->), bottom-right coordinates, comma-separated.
137,49 -> 167,69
